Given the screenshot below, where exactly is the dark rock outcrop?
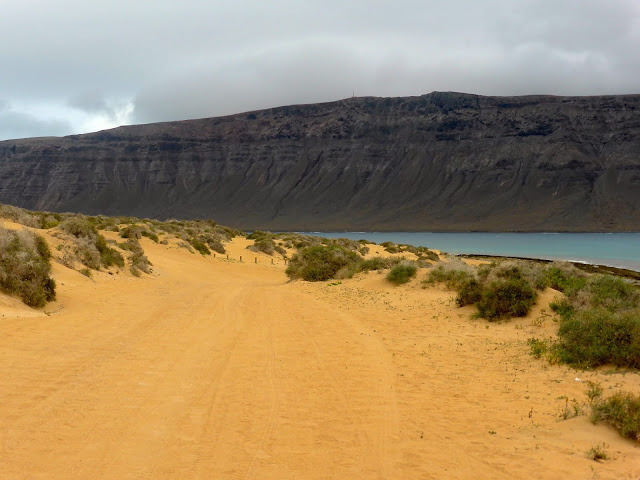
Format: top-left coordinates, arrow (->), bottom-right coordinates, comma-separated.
1,92 -> 639,231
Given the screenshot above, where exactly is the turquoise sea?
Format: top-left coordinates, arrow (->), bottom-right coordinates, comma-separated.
306,232 -> 640,272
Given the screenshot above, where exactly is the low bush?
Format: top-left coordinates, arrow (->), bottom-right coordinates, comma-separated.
189,237 -> 211,255
360,256 -> 401,272
426,260 -> 475,290
476,278 -> 537,320
554,308 -> 640,368
0,227 -> 56,307
381,241 -> 399,253
527,338 -> 549,359
120,225 -> 159,243
543,262 -> 588,293
456,278 -> 483,306
286,245 -> 362,281
123,238 -> 152,276
60,217 -> 124,270
386,261 -> 417,285
591,391 -> 640,442
547,272 -> 640,368
247,232 -> 277,256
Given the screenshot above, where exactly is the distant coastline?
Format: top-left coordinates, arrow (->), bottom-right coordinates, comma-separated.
304,231 -> 640,273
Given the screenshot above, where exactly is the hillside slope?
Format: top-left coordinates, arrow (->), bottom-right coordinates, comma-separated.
1,92 -> 639,231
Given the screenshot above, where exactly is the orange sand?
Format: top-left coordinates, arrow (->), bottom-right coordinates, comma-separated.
0,227 -> 638,479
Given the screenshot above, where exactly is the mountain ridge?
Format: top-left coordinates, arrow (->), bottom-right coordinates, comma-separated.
1,91 -> 639,231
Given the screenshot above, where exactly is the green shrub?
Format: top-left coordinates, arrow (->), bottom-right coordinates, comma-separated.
286,245 -> 361,281
527,338 -> 549,358
386,261 -> 418,285
426,264 -> 474,290
544,263 -> 588,294
476,278 -> 537,320
586,275 -> 638,312
190,237 -> 211,255
456,278 -> 482,306
550,298 -> 575,320
60,217 -> 96,238
381,241 -> 399,253
359,257 -> 397,272
0,227 -> 56,307
95,234 -> 125,268
591,391 -> 640,441
554,308 -> 640,368
60,217 -> 124,270
206,237 -> 225,254
124,238 -> 152,276
248,236 -> 276,255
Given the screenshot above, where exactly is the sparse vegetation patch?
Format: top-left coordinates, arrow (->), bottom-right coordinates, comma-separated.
386,261 -> 418,285
0,226 -> 56,307
591,391 -> 640,442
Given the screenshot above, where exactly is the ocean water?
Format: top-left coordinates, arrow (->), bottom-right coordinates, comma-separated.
306,232 -> 640,272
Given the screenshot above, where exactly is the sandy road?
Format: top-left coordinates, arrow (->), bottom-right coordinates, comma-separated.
1,234 -> 640,479
0,239 -> 400,479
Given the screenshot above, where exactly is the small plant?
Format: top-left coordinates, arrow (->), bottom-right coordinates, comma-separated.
559,397 -> 583,420
527,338 -> 549,359
79,268 -> 92,278
586,443 -> 608,461
585,381 -> 603,405
386,261 -> 418,285
591,391 -> 640,441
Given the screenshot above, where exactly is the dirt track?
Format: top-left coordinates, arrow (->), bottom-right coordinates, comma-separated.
0,235 -> 639,479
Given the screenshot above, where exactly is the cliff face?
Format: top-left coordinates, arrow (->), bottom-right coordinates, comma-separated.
0,92 -> 639,231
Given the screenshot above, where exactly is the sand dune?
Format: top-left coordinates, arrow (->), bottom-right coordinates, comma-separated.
0,232 -> 638,479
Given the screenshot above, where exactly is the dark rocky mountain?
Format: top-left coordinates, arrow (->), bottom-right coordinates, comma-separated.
1,92 -> 639,231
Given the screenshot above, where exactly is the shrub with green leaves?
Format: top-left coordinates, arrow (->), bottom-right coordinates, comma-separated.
426,261 -> 475,290
0,227 -> 56,307
456,278 -> 483,306
554,308 -> 640,368
527,338 -> 549,358
286,245 -> 362,281
189,237 -> 211,255
386,261 -> 418,285
360,256 -> 401,272
60,217 -> 124,269
548,273 -> 640,368
122,238 -> 152,276
591,391 -> 640,441
476,278 -> 537,320
247,231 -> 277,256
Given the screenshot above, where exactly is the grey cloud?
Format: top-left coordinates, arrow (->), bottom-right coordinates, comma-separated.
0,109 -> 72,141
0,0 -> 639,138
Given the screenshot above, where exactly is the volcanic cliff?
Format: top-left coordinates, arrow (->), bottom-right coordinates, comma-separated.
1,92 -> 639,231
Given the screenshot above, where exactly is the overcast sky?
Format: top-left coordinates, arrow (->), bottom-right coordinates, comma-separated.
1,0 -> 639,140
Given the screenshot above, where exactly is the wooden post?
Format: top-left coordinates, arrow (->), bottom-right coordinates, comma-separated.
226,254 -> 229,260
271,258 -> 274,264
240,255 -> 243,262
255,257 -> 257,264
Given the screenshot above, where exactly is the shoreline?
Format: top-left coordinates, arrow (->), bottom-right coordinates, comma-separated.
459,253 -> 640,283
